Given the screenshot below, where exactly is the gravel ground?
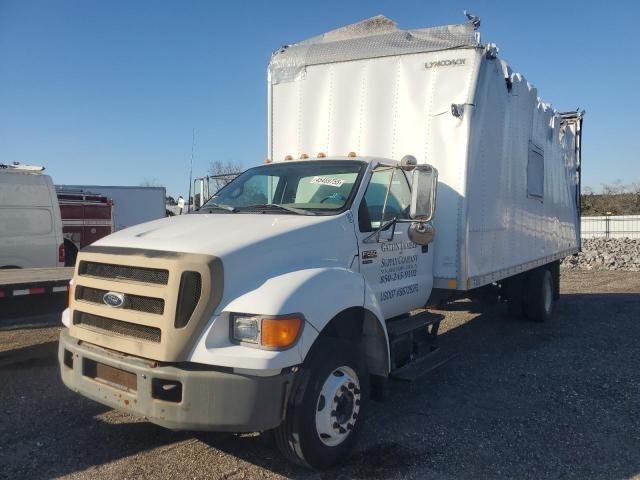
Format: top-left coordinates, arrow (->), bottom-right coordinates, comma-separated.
1,270 -> 639,480
562,238 -> 640,271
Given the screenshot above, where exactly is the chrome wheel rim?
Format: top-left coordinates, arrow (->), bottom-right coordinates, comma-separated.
315,366 -> 361,447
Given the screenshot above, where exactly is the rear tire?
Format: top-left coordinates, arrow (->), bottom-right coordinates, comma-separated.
525,268 -> 555,323
274,339 -> 369,469
64,240 -> 78,267
504,276 -> 526,318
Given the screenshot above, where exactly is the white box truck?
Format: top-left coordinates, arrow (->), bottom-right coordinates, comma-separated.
59,15 -> 583,469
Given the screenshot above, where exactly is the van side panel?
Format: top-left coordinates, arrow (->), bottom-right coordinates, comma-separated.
0,172 -> 63,268
464,57 -> 580,287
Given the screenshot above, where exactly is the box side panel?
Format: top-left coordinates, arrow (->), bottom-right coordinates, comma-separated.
464,59 -> 580,287
271,49 -> 481,280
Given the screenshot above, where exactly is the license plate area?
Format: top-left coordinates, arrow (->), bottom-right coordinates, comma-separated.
83,358 -> 137,392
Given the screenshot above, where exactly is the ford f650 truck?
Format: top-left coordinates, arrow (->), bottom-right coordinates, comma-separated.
59,15 -> 583,468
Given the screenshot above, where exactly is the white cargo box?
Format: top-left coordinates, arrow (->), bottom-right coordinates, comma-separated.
268,16 -> 582,290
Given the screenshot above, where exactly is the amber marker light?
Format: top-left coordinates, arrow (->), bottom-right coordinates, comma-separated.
300,154 -> 309,159
284,155 -> 293,160
261,317 -> 302,349
264,158 -> 272,164
317,152 -> 327,158
347,151 -> 357,157
68,280 -> 73,307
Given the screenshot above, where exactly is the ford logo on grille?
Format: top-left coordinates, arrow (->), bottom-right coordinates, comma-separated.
103,292 -> 125,308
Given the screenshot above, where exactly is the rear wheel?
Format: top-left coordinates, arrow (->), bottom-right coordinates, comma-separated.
525,268 -> 555,323
504,276 -> 526,318
274,339 -> 369,469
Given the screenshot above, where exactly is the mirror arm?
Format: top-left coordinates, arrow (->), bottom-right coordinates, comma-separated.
363,217 -> 398,244
396,218 -> 430,224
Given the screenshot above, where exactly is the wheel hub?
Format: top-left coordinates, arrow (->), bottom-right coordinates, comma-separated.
315,366 -> 361,447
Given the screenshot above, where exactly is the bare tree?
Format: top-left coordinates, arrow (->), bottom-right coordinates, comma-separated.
208,160 -> 243,191
601,179 -> 624,195
139,177 -> 162,187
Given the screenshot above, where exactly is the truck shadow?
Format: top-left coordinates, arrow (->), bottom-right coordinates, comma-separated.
3,292 -> 639,479
195,292 -> 640,479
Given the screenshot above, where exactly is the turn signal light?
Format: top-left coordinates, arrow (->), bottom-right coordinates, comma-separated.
68,280 -> 73,307
261,317 -> 302,349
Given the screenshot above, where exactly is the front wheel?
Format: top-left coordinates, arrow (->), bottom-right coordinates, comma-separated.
274,339 -> 369,469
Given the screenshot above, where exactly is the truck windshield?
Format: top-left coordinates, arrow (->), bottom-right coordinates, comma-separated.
202,160 -> 366,215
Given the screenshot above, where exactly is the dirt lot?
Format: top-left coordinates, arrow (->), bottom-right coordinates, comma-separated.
1,270 -> 639,480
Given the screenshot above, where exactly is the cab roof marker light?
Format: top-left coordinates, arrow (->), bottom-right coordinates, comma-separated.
284,155 -> 293,161
300,154 -> 309,159
317,152 -> 327,158
264,158 -> 273,164
347,151 -> 357,157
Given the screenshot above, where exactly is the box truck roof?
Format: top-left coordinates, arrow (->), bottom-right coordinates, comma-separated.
269,15 -> 479,84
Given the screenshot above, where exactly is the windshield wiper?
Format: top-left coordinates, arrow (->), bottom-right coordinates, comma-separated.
201,202 -> 236,212
244,203 -> 317,216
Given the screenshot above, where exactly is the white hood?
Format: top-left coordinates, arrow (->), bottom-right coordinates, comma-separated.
94,212 -> 359,302
95,212 -> 349,257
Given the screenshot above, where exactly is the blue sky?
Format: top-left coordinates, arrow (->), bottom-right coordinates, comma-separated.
0,0 -> 637,197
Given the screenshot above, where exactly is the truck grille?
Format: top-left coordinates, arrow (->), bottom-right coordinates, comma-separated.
78,261 -> 169,285
75,285 -> 165,315
73,311 -> 161,343
69,246 -> 222,361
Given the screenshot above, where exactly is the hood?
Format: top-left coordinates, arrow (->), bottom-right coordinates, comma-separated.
94,212 -> 359,304
95,212 -> 350,257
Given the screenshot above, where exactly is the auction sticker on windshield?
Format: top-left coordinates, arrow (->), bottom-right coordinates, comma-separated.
310,176 -> 344,187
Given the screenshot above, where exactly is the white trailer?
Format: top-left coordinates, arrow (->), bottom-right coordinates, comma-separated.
58,15 -> 583,469
55,185 -> 166,231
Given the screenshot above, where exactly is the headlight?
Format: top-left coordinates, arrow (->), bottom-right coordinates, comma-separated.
231,313 -> 303,349
232,315 -> 260,343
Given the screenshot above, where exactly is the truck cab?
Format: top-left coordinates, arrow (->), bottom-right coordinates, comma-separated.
59,155 -> 439,468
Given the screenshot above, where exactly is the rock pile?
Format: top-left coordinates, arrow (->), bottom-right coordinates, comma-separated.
561,237 -> 640,271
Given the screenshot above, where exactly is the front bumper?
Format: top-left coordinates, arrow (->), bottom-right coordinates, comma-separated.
59,329 -> 295,432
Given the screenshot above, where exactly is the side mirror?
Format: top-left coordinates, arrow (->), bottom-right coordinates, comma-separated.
409,165 -> 438,221
408,221 -> 435,245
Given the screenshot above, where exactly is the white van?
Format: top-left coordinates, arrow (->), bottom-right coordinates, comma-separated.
0,164 -> 64,268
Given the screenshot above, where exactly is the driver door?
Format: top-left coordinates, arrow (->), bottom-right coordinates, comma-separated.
356,166 -> 434,319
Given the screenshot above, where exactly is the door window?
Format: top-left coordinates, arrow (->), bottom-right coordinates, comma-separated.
359,167 -> 411,232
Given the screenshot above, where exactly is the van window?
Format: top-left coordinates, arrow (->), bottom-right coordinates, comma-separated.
0,208 -> 53,237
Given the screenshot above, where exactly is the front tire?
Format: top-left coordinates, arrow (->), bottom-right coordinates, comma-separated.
274,339 -> 369,469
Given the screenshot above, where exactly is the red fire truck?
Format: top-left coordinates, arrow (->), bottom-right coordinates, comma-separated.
56,188 -> 114,266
